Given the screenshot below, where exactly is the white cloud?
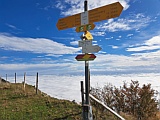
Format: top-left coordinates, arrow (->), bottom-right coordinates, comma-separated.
90,52 -> 160,75
127,35 -> 160,52
112,45 -> 119,49
5,23 -> 21,31
6,23 -> 17,29
55,1 -> 66,10
52,37 -> 74,40
0,56 -> 8,59
97,13 -> 152,32
45,54 -> 63,57
119,36 -> 122,38
70,41 -> 78,46
127,45 -> 159,52
56,0 -> 130,16
88,0 -> 129,11
0,63 -> 72,71
99,19 -> 130,31
92,41 -> 97,43
0,34 -> 80,55
105,37 -> 113,40
108,45 -> 119,49
127,34 -> 133,37
91,31 -> 106,36
145,36 -> 160,46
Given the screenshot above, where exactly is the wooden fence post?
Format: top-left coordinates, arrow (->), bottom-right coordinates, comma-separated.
24,72 -> 26,91
36,72 -> 38,94
15,73 -> 16,83
6,74 -> 7,81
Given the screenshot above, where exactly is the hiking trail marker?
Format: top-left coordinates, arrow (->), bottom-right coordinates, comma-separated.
80,31 -> 93,40
56,2 -> 123,31
75,23 -> 95,32
75,54 -> 96,61
56,1 -> 123,120
78,40 -> 101,53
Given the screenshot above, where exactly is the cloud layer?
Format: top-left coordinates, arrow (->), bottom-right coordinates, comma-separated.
127,35 -> 160,52
1,33 -> 160,76
0,34 -> 80,55
6,74 -> 160,102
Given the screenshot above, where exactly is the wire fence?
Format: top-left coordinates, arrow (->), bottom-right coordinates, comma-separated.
1,77 -> 42,120
0,73 -> 82,120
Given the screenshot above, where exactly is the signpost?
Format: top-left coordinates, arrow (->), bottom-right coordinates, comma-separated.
56,2 -> 123,30
56,1 -> 123,120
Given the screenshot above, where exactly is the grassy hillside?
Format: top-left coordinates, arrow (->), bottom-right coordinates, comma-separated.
1,79 -> 159,120
0,82 -> 81,120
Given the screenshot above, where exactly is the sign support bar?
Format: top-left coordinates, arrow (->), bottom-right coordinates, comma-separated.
84,61 -> 89,119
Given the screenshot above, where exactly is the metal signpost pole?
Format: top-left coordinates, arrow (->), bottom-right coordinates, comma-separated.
84,1 -> 90,120
84,0 -> 88,11
84,60 -> 89,119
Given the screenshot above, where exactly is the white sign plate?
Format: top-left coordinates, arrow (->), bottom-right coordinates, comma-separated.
79,40 -> 101,53
82,45 -> 101,53
78,40 -> 92,47
81,11 -> 89,25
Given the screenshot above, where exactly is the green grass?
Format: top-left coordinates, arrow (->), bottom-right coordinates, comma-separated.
0,83 -> 81,120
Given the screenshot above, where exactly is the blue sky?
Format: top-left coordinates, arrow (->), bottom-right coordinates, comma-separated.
0,0 -> 160,76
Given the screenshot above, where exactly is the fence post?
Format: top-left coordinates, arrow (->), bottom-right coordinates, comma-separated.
23,72 -> 26,91
36,72 -> 38,94
6,74 -> 7,81
81,81 -> 85,119
15,73 -> 16,83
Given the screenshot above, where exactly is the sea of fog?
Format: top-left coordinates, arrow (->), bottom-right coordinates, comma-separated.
5,73 -> 160,103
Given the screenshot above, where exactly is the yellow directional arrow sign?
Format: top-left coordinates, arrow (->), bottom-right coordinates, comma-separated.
56,2 -> 123,30
56,13 -> 81,30
89,2 -> 123,23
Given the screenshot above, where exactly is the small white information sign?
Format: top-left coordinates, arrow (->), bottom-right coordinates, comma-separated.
78,40 -> 92,47
81,11 -> 89,25
79,40 -> 101,53
82,45 -> 101,53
